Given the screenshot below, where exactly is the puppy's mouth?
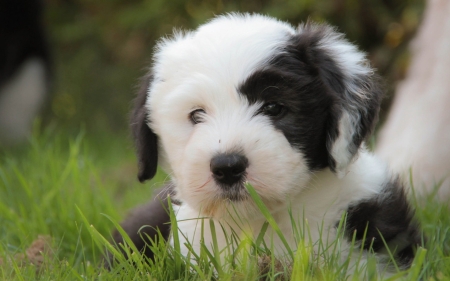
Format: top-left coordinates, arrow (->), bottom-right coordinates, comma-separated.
218,181 -> 249,201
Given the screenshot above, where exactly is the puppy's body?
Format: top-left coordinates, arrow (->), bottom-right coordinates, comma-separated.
174,150 -> 384,252
111,14 -> 421,273
174,150 -> 416,269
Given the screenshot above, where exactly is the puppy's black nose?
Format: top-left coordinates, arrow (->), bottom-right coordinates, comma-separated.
210,153 -> 248,186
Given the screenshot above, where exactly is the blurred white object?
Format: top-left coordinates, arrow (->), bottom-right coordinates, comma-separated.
0,59 -> 47,143
376,0 -> 450,199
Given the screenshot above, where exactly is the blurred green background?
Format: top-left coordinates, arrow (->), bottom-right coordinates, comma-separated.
43,0 -> 425,134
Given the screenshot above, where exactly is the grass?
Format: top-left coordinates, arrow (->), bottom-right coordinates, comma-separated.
0,126 -> 449,280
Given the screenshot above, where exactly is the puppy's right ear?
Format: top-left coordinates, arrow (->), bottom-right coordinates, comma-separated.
130,73 -> 158,182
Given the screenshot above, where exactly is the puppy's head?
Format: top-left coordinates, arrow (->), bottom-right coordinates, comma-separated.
131,14 -> 382,218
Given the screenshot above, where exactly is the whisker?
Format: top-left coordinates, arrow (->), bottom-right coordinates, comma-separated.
195,177 -> 212,191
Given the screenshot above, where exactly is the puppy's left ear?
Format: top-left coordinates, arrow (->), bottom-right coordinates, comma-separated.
130,72 -> 158,182
297,23 -> 383,178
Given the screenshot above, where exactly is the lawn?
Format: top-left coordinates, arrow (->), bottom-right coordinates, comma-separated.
0,126 -> 449,280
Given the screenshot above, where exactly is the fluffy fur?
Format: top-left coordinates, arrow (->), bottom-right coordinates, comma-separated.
110,13 -> 421,273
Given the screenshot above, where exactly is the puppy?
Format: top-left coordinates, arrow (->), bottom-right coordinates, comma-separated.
111,13 -> 421,273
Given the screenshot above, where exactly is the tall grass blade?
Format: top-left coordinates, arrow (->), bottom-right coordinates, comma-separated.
245,183 -> 294,259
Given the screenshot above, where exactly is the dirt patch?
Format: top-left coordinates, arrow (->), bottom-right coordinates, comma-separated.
257,254 -> 291,280
0,235 -> 55,273
25,235 -> 54,267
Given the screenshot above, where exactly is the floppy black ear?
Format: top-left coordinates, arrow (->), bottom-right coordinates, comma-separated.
296,23 -> 383,177
130,72 -> 158,182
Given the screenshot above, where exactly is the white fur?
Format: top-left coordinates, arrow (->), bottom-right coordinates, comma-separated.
332,111 -> 358,178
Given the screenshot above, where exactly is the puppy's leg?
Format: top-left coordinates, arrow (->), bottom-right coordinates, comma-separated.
103,185 -> 174,268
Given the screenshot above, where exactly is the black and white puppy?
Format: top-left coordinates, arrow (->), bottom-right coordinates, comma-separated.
113,13 -> 421,272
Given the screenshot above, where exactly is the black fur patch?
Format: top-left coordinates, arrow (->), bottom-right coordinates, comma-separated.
238,29 -> 335,170
238,23 -> 383,172
103,185 -> 176,268
130,72 -> 159,182
345,178 -> 422,267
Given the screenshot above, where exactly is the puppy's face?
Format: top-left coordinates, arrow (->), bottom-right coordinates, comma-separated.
132,14 -> 382,218
151,74 -> 311,217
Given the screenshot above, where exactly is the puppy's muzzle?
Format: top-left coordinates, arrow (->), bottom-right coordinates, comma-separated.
210,153 -> 248,187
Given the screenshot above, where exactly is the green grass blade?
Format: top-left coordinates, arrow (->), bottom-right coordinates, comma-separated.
245,183 -> 294,259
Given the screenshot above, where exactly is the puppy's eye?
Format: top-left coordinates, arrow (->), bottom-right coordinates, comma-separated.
261,102 -> 284,117
190,109 -> 206,124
